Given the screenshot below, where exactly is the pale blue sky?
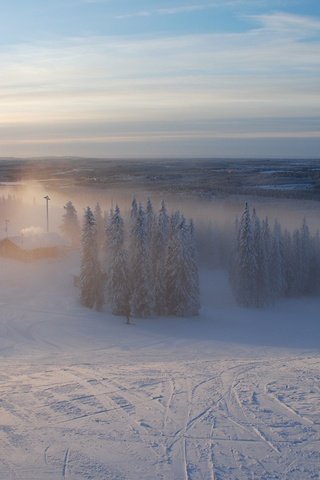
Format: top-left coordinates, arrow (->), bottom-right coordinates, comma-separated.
1,0 -> 320,158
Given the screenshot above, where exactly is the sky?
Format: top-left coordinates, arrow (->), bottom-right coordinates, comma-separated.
0,0 -> 320,158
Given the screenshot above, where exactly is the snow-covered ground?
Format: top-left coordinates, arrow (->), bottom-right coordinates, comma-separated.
0,253 -> 319,479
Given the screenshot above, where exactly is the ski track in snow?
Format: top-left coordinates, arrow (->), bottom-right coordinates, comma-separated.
0,257 -> 319,479
0,357 -> 319,479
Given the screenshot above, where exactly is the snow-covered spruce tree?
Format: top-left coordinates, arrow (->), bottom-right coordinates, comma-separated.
129,204 -> 154,317
310,231 -> 320,294
80,207 -> 104,310
165,212 -> 200,316
130,197 -> 138,227
251,209 -> 267,307
61,201 -> 80,247
270,220 -> 285,300
229,216 -> 240,294
233,203 -> 257,307
105,205 -> 131,316
185,219 -> 200,315
282,229 -> 296,297
94,202 -> 105,255
299,218 -> 312,295
145,198 -> 157,306
285,220 -> 313,297
154,200 -> 170,315
260,216 -> 273,304
165,211 -> 182,315
291,228 -> 303,296
146,198 -> 156,245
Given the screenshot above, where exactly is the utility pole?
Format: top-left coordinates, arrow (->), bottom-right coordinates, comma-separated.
44,195 -> 50,233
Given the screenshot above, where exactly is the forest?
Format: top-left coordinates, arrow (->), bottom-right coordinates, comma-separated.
58,196 -> 320,318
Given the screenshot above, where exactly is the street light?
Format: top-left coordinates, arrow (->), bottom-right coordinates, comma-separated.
44,195 -> 50,233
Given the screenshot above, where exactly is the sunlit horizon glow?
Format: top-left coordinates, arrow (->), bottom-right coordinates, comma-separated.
1,0 -> 320,158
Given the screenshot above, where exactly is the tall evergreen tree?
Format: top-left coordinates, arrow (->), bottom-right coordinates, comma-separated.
282,229 -> 296,297
130,197 -> 138,226
310,231 -> 320,294
80,207 -> 104,310
154,200 -> 170,315
185,219 -> 200,315
145,198 -> 157,308
165,212 -> 184,315
299,219 -> 312,294
105,205 -> 131,316
61,201 -> 80,247
94,202 -> 105,255
163,211 -> 197,316
292,228 -> 302,296
261,216 -> 273,303
252,210 -> 267,306
129,204 -> 154,317
234,203 -> 257,307
270,221 -> 285,300
165,216 -> 200,316
229,216 -> 240,294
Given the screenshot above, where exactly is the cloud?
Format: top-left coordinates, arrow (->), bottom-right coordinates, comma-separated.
1,11 -> 320,156
158,5 -> 209,15
116,4 -> 208,19
249,12 -> 320,37
115,1 -> 281,20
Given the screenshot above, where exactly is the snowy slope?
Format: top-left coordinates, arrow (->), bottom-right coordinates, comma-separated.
0,254 -> 319,479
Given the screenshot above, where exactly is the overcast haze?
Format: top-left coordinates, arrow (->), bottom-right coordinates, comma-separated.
1,0 -> 320,158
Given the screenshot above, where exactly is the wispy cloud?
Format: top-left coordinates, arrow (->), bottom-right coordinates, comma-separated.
158,5 -> 210,15
116,5 -> 210,19
1,11 -> 320,156
115,1 -> 291,20
249,12 -> 320,36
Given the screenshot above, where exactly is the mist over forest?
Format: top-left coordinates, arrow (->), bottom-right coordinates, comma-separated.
0,157 -> 319,480
0,159 -> 319,280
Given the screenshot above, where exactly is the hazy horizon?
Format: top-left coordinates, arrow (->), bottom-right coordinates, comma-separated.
1,0 -> 319,158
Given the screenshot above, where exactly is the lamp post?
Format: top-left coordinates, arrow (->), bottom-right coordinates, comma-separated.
44,195 -> 50,233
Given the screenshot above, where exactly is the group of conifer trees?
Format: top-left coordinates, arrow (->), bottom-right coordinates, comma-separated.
230,203 -> 320,307
78,198 -> 200,318
62,198 -> 320,312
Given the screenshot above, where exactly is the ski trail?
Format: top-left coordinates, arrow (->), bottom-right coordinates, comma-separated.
62,448 -> 70,480
181,380 -> 191,480
251,427 -> 280,454
168,404 -> 213,450
57,408 -> 109,423
191,374 -> 219,397
182,437 -> 189,480
208,422 -> 216,480
44,445 -> 50,465
163,377 -> 174,431
268,391 -> 314,426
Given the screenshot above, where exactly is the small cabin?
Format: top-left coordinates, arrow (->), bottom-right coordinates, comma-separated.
0,233 -> 68,261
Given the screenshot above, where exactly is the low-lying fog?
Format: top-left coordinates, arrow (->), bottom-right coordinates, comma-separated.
1,178 -> 319,241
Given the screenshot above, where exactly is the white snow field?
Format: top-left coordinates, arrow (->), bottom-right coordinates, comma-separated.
0,254 -> 319,480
